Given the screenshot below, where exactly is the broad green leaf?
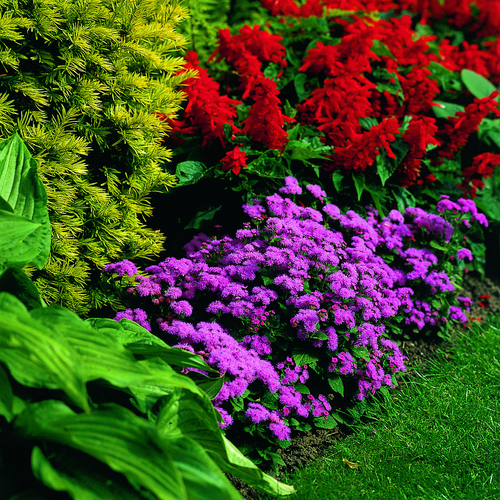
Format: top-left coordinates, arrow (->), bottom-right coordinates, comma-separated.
17,401 -> 188,500
0,293 -> 90,413
0,210 -> 41,270
332,171 -> 343,192
432,100 -> 464,119
156,389 -> 295,497
30,307 -> 204,407
185,205 -> 222,230
0,363 -> 13,421
371,39 -> 395,59
87,318 -> 218,373
0,266 -> 45,310
31,446 -> 141,500
461,69 -> 497,99
429,240 -> 448,252
376,141 -> 409,187
245,151 -> 287,179
175,161 -> 205,187
328,375 -> 344,397
294,73 -> 309,102
313,415 -> 338,429
351,346 -> 370,361
0,133 -> 50,270
352,171 -> 365,201
292,350 -> 320,366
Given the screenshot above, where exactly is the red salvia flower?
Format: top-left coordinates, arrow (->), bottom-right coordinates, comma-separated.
172,51 -> 242,147
334,118 -> 400,172
395,117 -> 440,187
438,92 -> 500,160
399,67 -> 440,116
459,152 -> 500,197
221,146 -> 248,176
242,77 -> 295,151
439,40 -> 493,79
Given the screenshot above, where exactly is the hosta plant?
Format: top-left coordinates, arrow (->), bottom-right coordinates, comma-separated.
0,137 -> 294,499
105,176 -> 486,464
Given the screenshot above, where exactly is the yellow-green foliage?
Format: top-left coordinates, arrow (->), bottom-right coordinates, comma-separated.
0,0 -> 197,314
178,0 -> 231,65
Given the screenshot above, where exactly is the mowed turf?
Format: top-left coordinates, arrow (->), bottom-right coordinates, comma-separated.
264,318 -> 500,500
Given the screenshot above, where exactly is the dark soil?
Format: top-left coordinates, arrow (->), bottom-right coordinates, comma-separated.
228,271 -> 500,498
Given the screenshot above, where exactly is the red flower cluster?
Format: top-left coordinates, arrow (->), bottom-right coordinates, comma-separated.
242,78 -> 295,151
334,118 -> 400,172
209,24 -> 287,98
396,117 -> 440,187
459,153 -> 500,197
168,52 -> 242,147
438,92 -> 500,160
221,146 -> 248,175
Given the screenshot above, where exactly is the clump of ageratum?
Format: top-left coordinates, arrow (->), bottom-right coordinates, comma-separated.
104,177 -> 486,443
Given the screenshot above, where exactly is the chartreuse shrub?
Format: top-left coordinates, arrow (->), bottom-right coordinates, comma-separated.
0,0 -> 196,315
0,134 -> 294,499
104,176 -> 486,467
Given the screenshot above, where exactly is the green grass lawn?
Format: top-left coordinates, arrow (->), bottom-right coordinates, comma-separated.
265,318 -> 500,500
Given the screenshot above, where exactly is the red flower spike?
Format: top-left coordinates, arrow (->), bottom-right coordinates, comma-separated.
242,77 -> 295,151
478,302 -> 487,309
334,118 -> 400,172
221,146 -> 248,176
459,152 -> 500,198
479,294 -> 491,299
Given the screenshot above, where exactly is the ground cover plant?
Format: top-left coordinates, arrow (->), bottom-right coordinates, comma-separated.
104,174 -> 488,467
264,316 -> 500,499
157,0 -> 500,265
0,132 -> 294,499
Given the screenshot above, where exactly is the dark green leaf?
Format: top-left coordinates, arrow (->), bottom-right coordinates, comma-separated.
156,389 -> 295,497
313,415 -> 338,429
461,69 -> 497,99
175,161 -> 206,187
351,346 -> 370,361
294,73 -> 309,102
292,351 -> 320,366
332,171 -> 343,192
185,205 -> 222,230
327,376 -> 344,397
0,363 -> 13,422
352,171 -> 365,201
0,266 -> 45,310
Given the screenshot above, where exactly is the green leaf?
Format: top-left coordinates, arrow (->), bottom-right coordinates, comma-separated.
17,401 -> 192,500
371,39 -> 395,59
245,151 -> 287,179
86,318 -> 218,373
0,266 -> 45,310
331,171 -> 343,192
313,415 -> 338,429
352,171 -> 365,201
0,133 -> 50,271
185,205 -> 222,230
429,240 -> 448,252
156,389 -> 295,497
292,350 -> 320,366
0,363 -> 13,422
432,100 -> 465,119
175,161 -> 206,187
29,308 -> 205,411
351,346 -> 370,361
327,376 -> 344,397
31,446 -> 141,500
0,293 -> 90,413
461,69 -> 497,99
294,73 -> 309,102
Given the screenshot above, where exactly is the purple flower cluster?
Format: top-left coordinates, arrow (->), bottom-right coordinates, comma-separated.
104,176 -> 485,441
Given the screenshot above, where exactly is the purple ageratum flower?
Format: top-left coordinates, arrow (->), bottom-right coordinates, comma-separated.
457,248 -> 473,261
103,259 -> 137,277
458,296 -> 473,310
170,300 -> 193,317
306,184 -> 327,201
115,308 -> 151,332
279,176 -> 302,195
449,306 -> 467,323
